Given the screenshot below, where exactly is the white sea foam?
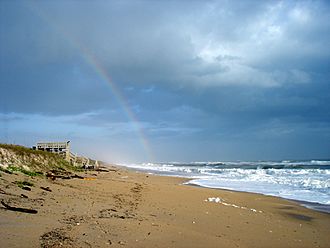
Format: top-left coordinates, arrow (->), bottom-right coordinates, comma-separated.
205,197 -> 263,213
121,160 -> 330,205
311,160 -> 330,165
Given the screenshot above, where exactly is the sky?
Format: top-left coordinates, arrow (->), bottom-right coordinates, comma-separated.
1,0 -> 330,163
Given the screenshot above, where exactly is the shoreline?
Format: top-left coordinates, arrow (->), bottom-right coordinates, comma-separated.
185,182 -> 330,215
1,164 -> 330,247
184,181 -> 330,215
120,165 -> 330,215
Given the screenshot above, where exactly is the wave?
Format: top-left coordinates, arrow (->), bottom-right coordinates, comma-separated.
120,160 -> 330,205
137,160 -> 330,169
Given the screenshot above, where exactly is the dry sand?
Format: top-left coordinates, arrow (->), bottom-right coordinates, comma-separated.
0,165 -> 329,248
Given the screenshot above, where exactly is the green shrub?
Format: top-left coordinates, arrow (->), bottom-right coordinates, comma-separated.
0,166 -> 13,174
7,166 -> 43,177
15,180 -> 34,188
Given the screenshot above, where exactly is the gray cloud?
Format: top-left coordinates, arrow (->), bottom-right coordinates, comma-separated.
2,1 -> 329,91
1,0 -> 329,161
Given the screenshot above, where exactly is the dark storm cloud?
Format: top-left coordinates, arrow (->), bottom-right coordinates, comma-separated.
2,1 -> 329,96
1,0 -> 330,161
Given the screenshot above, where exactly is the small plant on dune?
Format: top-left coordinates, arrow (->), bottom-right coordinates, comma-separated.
0,166 -> 13,174
7,166 -> 43,177
15,180 -> 34,188
22,170 -> 43,177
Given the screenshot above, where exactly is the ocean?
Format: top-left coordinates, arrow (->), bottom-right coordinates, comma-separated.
121,160 -> 330,213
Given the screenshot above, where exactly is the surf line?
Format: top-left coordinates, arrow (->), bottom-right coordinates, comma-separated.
29,3 -> 154,161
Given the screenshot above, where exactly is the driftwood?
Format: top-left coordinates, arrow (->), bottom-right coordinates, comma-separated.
1,200 -> 38,214
71,174 -> 84,179
40,186 -> 52,192
95,168 -> 112,172
46,172 -> 85,180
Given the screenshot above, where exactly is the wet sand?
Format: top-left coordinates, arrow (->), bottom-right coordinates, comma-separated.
0,165 -> 329,247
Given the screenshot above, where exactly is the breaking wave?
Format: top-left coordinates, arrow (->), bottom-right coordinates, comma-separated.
121,160 -> 330,206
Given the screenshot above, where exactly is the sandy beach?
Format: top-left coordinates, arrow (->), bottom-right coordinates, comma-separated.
0,165 -> 329,248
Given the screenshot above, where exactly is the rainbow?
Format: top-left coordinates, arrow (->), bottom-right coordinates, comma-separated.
81,49 -> 154,161
29,3 -> 154,161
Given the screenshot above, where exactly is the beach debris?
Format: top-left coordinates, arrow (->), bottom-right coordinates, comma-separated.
205,197 -> 263,213
71,174 -> 84,179
118,241 -> 126,245
40,186 -> 52,192
21,186 -> 31,191
1,200 -> 38,214
46,170 -> 86,180
46,171 -> 69,180
96,168 -> 112,172
206,197 -> 222,203
20,194 -> 28,198
15,180 -> 34,190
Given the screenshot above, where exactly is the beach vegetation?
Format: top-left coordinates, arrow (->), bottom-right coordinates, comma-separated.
0,167 -> 13,174
7,165 -> 43,177
0,143 -> 83,174
15,180 -> 34,188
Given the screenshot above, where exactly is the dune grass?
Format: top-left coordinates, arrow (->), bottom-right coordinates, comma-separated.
6,166 -> 43,177
0,143 -> 82,173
